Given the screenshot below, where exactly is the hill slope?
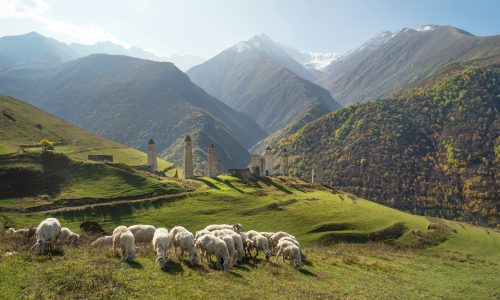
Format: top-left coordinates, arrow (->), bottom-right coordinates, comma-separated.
320,25 -> 500,105
0,55 -> 266,170
187,35 -> 341,133
1,176 -> 499,299
280,62 -> 500,226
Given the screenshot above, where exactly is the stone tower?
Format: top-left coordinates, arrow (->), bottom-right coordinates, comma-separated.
264,146 -> 272,176
182,135 -> 193,179
147,139 -> 158,173
216,159 -> 222,175
206,144 -> 217,178
250,154 -> 261,177
280,148 -> 289,176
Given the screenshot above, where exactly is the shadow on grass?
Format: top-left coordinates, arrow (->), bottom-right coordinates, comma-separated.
298,268 -> 317,277
213,177 -> 244,194
193,178 -> 220,190
260,178 -> 293,194
228,270 -> 244,278
161,260 -> 183,274
126,260 -> 143,269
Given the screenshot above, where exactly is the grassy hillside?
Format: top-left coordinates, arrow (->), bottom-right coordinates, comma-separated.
0,95 -> 171,170
1,176 -> 499,299
279,62 -> 499,226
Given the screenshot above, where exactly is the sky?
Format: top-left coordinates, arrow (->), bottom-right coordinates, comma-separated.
0,0 -> 499,58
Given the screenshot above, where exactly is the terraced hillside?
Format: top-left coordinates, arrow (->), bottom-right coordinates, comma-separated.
1,176 -> 499,299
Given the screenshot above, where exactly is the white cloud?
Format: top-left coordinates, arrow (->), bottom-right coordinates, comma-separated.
0,0 -> 128,46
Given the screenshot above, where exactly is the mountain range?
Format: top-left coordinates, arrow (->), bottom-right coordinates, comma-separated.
0,54 -> 266,170
187,34 -> 342,134
318,25 -> 500,105
0,32 -> 204,72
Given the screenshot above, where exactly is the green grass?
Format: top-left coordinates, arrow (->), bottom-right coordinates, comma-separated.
0,152 -> 183,210
1,176 -> 499,299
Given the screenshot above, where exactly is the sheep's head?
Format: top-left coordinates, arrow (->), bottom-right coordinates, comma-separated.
264,250 -> 272,261
33,240 -> 47,254
124,252 -> 136,262
222,258 -> 230,272
189,251 -> 198,264
294,259 -> 304,268
155,256 -> 167,269
232,224 -> 244,233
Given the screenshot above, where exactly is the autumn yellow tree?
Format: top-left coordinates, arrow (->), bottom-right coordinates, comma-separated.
39,139 -> 54,151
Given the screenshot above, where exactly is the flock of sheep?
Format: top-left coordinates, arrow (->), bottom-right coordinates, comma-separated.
4,218 -> 306,271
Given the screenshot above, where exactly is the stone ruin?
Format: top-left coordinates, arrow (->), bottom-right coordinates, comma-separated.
88,154 -> 114,162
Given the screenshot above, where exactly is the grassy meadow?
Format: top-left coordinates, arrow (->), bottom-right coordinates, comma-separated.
1,176 -> 499,299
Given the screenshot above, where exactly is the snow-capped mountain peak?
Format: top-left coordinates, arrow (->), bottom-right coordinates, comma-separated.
416,25 -> 435,32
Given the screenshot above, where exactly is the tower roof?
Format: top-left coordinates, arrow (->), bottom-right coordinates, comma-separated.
148,138 -> 155,145
184,135 -> 192,142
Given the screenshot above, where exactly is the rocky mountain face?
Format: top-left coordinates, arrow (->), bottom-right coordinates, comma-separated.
187,34 -> 341,134
0,54 -> 266,170
319,25 -> 500,105
280,62 -> 500,226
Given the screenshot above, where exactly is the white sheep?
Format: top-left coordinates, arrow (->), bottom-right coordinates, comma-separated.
250,232 -> 272,260
91,235 -> 113,248
12,227 -> 36,243
128,224 -> 156,245
4,228 -> 15,234
275,236 -> 306,260
270,231 -> 296,248
212,230 -> 238,266
32,218 -> 62,254
195,234 -> 230,271
259,231 -> 274,245
195,229 -> 213,239
215,229 -> 245,264
204,223 -> 244,233
275,241 -> 303,268
238,232 -> 254,257
171,226 -> 198,263
58,227 -> 81,246
152,228 -> 171,268
113,226 -> 136,262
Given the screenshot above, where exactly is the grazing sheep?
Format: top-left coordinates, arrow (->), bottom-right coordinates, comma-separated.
195,234 -> 230,271
251,233 -> 272,260
171,227 -> 197,263
58,227 -> 81,246
128,225 -> 156,245
275,236 -> 306,260
5,228 -> 15,234
204,223 -> 244,233
216,229 -> 245,264
13,227 -> 36,243
91,236 -> 113,248
276,242 -> 303,268
212,230 -> 238,266
195,230 -> 213,239
245,230 -> 260,240
152,228 -> 171,268
270,231 -> 296,248
32,218 -> 62,254
113,226 -> 136,262
259,232 -> 274,245
237,232 -> 254,257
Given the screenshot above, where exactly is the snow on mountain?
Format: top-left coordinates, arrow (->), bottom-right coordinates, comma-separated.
416,25 -> 435,32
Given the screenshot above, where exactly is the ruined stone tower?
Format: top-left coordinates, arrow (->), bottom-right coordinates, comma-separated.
216,159 -> 222,175
147,139 -> 158,173
280,148 -> 289,176
264,146 -> 272,176
206,144 -> 217,178
250,154 -> 261,177
182,135 -> 193,179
